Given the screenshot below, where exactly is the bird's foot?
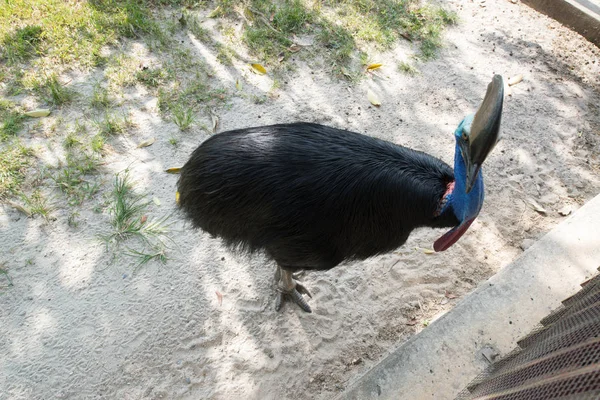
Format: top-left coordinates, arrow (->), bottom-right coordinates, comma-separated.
274,266 -> 313,313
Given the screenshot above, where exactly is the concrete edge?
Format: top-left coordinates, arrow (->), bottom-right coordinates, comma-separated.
521,0 -> 600,47
337,192 -> 600,400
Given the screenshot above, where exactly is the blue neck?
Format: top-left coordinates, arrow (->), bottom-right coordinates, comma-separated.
444,141 -> 485,223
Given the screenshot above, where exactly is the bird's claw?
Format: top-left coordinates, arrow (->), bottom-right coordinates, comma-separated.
275,282 -> 312,313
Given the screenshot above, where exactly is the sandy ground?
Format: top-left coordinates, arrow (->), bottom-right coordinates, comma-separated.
2,0 -> 600,399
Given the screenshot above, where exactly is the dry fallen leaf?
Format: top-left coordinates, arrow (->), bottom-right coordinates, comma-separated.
445,291 -> 458,299
211,113 -> 219,133
208,5 -> 221,18
406,318 -> 418,326
235,78 -> 242,91
366,63 -> 383,71
24,109 -> 51,118
137,137 -> 155,148
216,290 -> 223,306
165,167 -> 182,174
153,196 -> 161,206
508,74 -> 523,86
7,201 -> 32,217
367,89 -> 381,106
526,197 -> 547,215
289,44 -> 301,52
140,215 -> 147,224
415,247 -> 435,255
251,63 -> 267,75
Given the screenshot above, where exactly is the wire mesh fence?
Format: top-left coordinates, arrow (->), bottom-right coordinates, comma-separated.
456,268 -> 600,400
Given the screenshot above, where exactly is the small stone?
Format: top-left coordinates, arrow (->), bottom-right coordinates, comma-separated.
481,346 -> 499,363
520,239 -> 535,251
558,205 -> 572,216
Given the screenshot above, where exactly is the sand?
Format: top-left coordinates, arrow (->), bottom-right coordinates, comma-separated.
1,0 -> 600,399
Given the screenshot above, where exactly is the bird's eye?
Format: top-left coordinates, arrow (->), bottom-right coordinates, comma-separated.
462,131 -> 468,141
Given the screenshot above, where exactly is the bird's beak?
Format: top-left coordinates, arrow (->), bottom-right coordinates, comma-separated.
464,75 -> 504,193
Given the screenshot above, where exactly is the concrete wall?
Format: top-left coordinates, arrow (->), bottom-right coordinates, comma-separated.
522,0 -> 600,47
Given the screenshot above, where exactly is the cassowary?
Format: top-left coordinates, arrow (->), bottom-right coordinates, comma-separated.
177,75 -> 504,313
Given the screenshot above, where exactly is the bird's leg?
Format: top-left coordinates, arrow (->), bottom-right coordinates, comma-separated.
274,265 -> 312,313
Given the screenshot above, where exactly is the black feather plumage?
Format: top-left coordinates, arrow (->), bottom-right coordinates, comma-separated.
177,122 -> 458,271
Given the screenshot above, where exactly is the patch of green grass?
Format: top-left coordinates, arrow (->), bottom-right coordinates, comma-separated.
106,54 -> 139,89
318,24 -> 355,67
210,0 -> 456,68
91,84 -> 111,109
213,0 -> 314,64
398,61 -> 419,75
63,132 -> 81,149
185,10 -> 212,42
0,141 -> 34,198
73,120 -> 87,135
157,74 -> 226,121
100,172 -> 172,269
0,100 -> 25,140
21,189 -> 51,219
251,94 -> 267,104
97,112 -> 133,136
172,105 -> 195,131
34,74 -> 74,106
0,0 -> 165,69
3,69 -> 25,96
320,0 -> 457,60
215,42 -> 235,65
0,265 -> 13,289
68,210 -> 80,227
136,67 -> 167,88
53,150 -> 101,206
1,25 -> 43,64
91,133 -> 106,153
126,247 -> 168,272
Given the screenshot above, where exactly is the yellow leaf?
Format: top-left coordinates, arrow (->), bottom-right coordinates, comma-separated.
366,63 -> 383,71
508,74 -> 523,86
235,78 -> 242,91
165,167 -> 182,174
175,191 -> 180,204
415,247 -> 435,254
137,137 -> 156,148
24,109 -> 51,118
251,63 -> 267,75
367,89 -> 381,106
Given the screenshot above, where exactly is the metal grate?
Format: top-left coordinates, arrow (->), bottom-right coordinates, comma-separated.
457,271 -> 600,400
